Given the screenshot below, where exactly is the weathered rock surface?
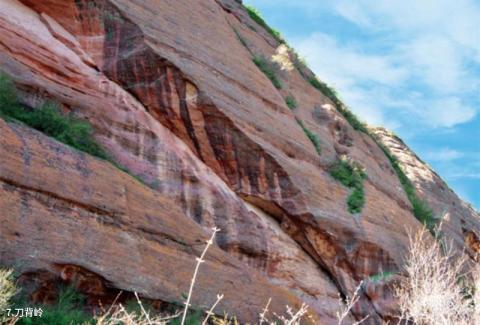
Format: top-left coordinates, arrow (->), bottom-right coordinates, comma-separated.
0,119 -> 310,322
0,0 -> 478,323
374,128 -> 480,258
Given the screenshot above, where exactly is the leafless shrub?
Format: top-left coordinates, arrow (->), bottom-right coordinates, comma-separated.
95,292 -> 178,325
0,269 -> 15,312
336,281 -> 368,325
271,303 -> 309,325
396,227 -> 480,325
181,227 -> 221,325
213,298 -> 309,325
202,294 -> 224,325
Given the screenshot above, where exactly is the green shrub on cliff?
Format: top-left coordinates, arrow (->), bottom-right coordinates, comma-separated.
330,159 -> 365,189
330,158 -> 367,214
0,73 -> 107,160
253,56 -> 282,89
285,95 -> 297,110
22,102 -> 108,160
296,119 -> 321,155
17,286 -> 92,325
0,73 -> 19,119
375,140 -> 436,230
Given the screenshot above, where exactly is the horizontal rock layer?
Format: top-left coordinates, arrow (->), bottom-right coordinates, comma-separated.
0,119 -> 311,322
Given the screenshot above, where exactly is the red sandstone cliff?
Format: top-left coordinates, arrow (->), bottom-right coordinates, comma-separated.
0,0 -> 478,324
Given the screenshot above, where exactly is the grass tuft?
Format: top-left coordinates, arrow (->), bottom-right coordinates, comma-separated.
244,5 -> 285,44
347,187 -> 365,214
0,73 -> 108,160
0,72 -> 149,188
17,286 -> 93,325
308,76 -> 368,133
373,138 -> 436,231
368,271 -> 395,283
285,96 -> 297,110
291,50 -> 309,80
253,56 -> 282,89
0,73 -> 18,120
296,119 -> 321,155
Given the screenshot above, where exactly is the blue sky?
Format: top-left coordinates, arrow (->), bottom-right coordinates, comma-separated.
245,0 -> 480,209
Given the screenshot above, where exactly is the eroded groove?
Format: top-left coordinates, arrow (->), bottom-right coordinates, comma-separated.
70,3 -> 392,321
8,1 -> 400,322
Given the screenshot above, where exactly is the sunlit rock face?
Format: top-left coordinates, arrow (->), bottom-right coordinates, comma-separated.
373,128 -> 480,259
0,0 -> 477,323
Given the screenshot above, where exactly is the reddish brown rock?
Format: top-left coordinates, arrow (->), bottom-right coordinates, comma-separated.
373,127 -> 480,258
0,0 -> 478,323
0,119 -> 314,322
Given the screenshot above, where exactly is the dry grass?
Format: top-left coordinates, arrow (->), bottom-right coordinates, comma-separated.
95,292 -> 178,325
93,227 -> 311,324
211,298 -> 309,325
0,269 -> 15,312
7,225 -> 480,325
0,269 -> 16,324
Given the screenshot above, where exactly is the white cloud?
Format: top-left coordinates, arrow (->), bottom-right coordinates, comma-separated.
424,148 -> 464,162
417,98 -> 476,128
290,0 -> 480,129
333,1 -> 373,29
296,33 -> 407,87
401,36 -> 469,93
333,0 -> 480,45
331,0 -> 480,93
249,0 -> 479,129
294,33 -> 478,128
294,33 -> 407,127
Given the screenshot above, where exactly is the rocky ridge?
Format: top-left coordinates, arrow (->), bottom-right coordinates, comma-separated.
0,0 -> 478,323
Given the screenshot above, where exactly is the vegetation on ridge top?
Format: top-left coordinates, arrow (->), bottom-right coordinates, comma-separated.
373,136 -> 436,231
245,5 -> 285,44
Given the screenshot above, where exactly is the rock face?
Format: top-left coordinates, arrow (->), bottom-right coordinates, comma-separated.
0,119 -> 305,321
373,128 -> 480,259
0,0 -> 478,323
